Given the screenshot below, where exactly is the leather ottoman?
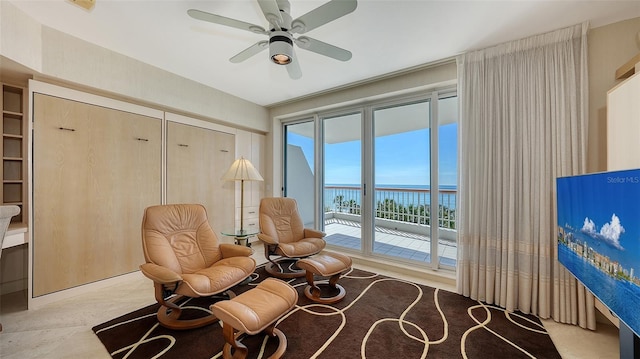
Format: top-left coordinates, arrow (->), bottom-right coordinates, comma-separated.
297,251 -> 352,304
211,278 -> 298,359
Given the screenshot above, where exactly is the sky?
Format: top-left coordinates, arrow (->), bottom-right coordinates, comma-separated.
286,122 -> 458,187
557,169 -> 640,275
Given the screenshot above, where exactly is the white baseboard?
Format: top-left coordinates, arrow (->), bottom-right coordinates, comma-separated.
27,271 -> 145,309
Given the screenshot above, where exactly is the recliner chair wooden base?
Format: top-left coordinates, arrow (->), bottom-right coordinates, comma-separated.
153,283 -> 236,330
221,321 -> 287,359
297,252 -> 352,304
263,245 -> 306,278
264,260 -> 305,278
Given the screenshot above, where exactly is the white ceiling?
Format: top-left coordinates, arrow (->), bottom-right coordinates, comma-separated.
8,0 -> 640,107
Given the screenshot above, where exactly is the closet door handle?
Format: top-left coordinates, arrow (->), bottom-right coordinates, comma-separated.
136,138 -> 149,142
220,149 -> 229,152
58,127 -> 75,132
178,144 -> 189,147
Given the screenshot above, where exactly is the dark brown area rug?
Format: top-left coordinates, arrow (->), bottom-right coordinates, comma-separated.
92,266 -> 561,358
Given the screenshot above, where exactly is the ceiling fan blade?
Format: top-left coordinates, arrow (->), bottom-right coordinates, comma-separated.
188,9 -> 266,34
230,41 -> 269,63
291,0 -> 357,34
295,36 -> 352,61
286,57 -> 302,80
257,0 -> 283,30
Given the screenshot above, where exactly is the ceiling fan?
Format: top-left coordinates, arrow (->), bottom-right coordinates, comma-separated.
187,0 -> 357,79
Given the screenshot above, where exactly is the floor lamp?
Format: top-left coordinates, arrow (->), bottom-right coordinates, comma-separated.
221,157 -> 264,234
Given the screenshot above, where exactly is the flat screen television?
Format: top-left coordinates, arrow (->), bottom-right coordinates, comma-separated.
557,168 -> 640,338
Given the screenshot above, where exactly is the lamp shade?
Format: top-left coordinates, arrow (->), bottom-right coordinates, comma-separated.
221,157 -> 264,182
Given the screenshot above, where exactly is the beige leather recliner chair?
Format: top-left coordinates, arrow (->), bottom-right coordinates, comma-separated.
258,197 -> 326,278
140,204 -> 256,330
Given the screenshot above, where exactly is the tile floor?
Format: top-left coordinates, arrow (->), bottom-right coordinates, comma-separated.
0,242 -> 620,359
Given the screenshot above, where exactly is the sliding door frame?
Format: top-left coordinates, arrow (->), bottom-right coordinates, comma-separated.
280,85 -> 457,271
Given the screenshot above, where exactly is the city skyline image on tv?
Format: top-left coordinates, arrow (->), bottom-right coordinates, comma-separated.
557,168 -> 640,338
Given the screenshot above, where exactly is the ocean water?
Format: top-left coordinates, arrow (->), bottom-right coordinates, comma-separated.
324,184 -> 457,210
559,244 -> 640,337
327,184 -> 457,190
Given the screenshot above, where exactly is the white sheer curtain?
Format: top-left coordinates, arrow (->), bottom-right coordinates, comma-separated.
457,22 -> 596,329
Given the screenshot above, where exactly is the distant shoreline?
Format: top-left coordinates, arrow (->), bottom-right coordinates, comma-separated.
324,184 -> 457,210
326,184 -> 457,190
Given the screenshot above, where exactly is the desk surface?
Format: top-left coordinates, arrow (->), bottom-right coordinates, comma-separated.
2,223 -> 28,249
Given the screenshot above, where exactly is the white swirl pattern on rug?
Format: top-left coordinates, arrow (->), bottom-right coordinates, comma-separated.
461,302 -> 550,359
95,301 -> 212,359
95,268 -> 553,359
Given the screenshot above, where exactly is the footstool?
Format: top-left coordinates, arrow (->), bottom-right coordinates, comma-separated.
297,251 -> 352,304
210,278 -> 298,359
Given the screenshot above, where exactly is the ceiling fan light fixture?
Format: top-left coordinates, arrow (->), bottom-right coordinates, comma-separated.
272,53 -> 292,65
270,31 -> 293,65
188,0 -> 358,77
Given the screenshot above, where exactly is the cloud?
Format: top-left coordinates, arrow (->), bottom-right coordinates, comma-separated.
580,214 -> 625,250
600,214 -> 624,243
582,217 -> 596,234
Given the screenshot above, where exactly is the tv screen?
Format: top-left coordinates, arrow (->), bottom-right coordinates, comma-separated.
557,168 -> 640,337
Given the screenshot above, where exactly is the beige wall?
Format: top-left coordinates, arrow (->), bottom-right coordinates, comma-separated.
588,17 -> 640,173
2,0 -> 638,190
1,0 -> 638,294
268,61 -> 457,119
266,17 -> 640,183
0,1 -> 43,72
0,1 -> 270,295
0,1 -> 269,133
266,61 -> 457,197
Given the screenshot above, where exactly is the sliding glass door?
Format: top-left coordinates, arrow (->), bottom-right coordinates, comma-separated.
282,88 -> 458,270
372,100 -> 431,263
322,112 -> 363,251
284,120 -> 316,228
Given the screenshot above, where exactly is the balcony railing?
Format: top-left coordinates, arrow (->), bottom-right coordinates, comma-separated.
324,186 -> 457,230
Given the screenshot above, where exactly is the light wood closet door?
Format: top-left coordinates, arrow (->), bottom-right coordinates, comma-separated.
166,121 -> 235,234
33,94 -> 162,296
